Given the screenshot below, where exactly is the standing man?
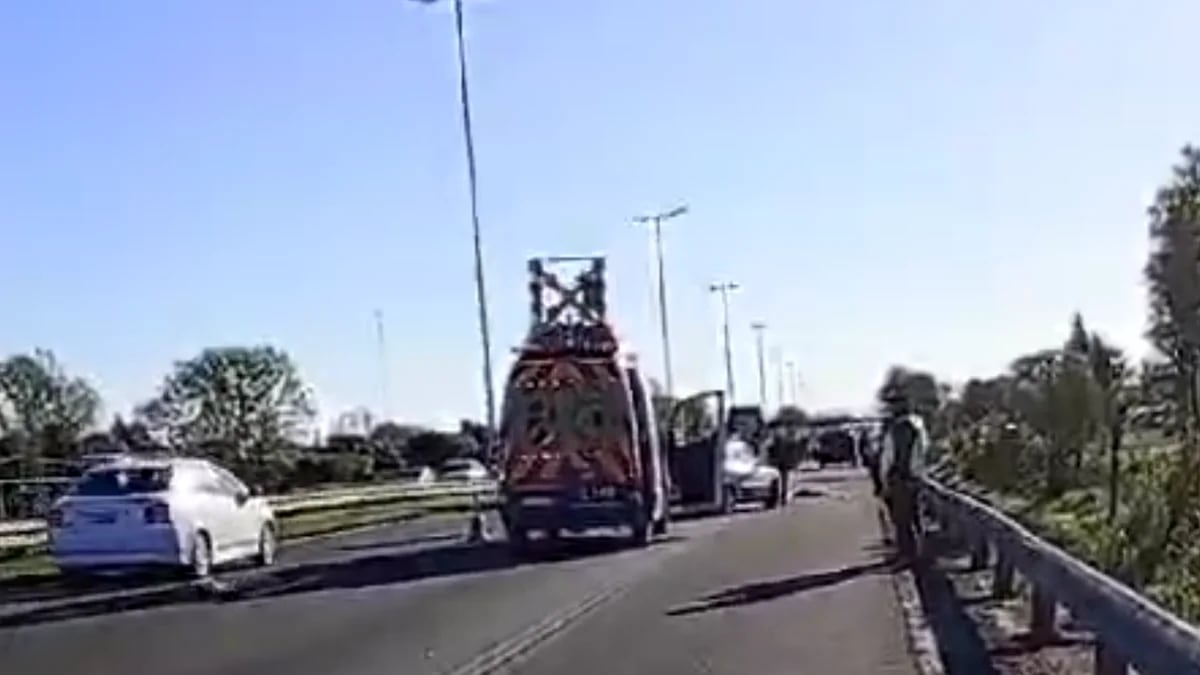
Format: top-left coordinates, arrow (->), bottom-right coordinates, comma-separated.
878,389 -> 929,564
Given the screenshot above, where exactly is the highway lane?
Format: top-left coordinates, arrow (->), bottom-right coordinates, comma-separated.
0,468 -> 917,675
514,468 -> 917,675
0,509 -> 473,620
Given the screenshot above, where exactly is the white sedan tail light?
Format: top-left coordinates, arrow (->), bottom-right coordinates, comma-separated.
143,501 -> 172,525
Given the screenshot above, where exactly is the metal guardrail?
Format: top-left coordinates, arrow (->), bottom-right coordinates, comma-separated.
920,472 -> 1200,675
0,479 -> 498,552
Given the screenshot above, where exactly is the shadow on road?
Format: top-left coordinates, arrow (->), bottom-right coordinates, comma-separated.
795,470 -> 863,485
665,559 -> 892,617
336,531 -> 463,553
0,571 -> 175,605
905,523 -> 1001,675
1,532 -> 684,630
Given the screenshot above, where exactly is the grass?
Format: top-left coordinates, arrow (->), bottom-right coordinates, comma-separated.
0,494 -> 492,583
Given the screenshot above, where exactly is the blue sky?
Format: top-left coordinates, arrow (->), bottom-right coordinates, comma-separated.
3,1 -> 1198,431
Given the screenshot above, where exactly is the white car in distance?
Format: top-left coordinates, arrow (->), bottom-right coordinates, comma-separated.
48,457 -> 277,579
439,458 -> 490,483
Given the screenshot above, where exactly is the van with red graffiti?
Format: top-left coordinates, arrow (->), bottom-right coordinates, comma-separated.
497,257 -> 668,553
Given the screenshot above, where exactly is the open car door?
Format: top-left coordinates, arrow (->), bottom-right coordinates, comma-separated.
665,390 -> 727,515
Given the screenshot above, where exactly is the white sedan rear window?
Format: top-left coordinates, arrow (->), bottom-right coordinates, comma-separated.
72,467 -> 172,497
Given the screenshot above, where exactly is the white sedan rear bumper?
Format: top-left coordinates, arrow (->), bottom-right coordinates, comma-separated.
50,528 -> 188,570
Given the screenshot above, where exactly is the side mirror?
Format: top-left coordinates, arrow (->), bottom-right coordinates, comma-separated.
234,489 -> 250,506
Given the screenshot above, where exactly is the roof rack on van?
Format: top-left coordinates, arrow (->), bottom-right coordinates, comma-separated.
521,256 -> 617,356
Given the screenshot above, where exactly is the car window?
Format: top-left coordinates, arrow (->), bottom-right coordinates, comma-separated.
211,465 -> 248,495
191,466 -> 235,497
72,467 -> 172,497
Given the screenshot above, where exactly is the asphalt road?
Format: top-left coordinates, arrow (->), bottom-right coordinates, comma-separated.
0,468 -> 917,675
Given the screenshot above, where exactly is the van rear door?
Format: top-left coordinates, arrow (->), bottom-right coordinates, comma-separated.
501,356 -> 640,494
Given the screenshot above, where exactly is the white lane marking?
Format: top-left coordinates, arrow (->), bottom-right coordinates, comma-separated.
446,517 -> 739,675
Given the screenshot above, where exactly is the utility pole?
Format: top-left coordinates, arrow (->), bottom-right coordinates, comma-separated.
751,322 -> 767,409
374,309 -> 391,419
771,346 -> 784,409
786,360 -> 797,405
411,0 -> 497,433
709,282 -> 740,404
633,205 -> 688,398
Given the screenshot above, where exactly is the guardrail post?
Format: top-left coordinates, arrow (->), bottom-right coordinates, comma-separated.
1029,585 -> 1057,644
1093,641 -> 1127,675
992,553 -> 1015,599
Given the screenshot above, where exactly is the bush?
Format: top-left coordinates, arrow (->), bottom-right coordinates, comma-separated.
288,452 -> 374,488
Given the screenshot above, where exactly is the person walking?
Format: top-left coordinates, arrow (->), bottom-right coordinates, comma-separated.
878,389 -> 929,564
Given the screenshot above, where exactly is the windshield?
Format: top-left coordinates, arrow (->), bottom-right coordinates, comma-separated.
71,467 -> 172,497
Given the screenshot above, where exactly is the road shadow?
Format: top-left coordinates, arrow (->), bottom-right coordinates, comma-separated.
0,532 -> 683,629
336,531 -> 463,553
0,570 -> 176,605
665,559 -> 893,617
989,632 -> 1092,658
905,523 -> 1001,675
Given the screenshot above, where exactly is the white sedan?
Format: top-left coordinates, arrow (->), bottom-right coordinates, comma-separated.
48,456 -> 277,578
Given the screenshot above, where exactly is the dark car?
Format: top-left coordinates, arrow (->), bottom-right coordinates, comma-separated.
812,428 -> 856,468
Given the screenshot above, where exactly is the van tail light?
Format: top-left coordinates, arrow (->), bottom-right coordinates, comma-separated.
144,502 -> 172,525
47,507 -> 65,528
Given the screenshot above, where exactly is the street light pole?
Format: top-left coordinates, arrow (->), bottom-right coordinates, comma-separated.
374,309 -> 391,419
751,322 -> 767,409
422,0 -> 498,434
709,282 -> 740,404
634,205 -> 687,399
771,346 -> 784,409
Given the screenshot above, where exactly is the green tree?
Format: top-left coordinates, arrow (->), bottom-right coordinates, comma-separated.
1086,334 -> 1130,522
1145,145 -> 1200,429
404,430 -> 468,469
0,350 -> 100,463
369,421 -> 423,470
876,365 -> 942,424
1007,347 -> 1099,496
138,346 -> 315,464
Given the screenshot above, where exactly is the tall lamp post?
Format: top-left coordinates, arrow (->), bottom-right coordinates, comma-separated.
709,282 -> 740,404
771,346 -> 784,409
412,0 -> 497,434
634,205 -> 688,399
751,322 -> 768,409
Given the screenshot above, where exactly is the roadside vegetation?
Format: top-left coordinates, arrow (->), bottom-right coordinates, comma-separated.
0,345 -> 492,518
879,145 -> 1200,623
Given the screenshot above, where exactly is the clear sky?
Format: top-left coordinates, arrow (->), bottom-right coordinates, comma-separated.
3,1 -> 1199,431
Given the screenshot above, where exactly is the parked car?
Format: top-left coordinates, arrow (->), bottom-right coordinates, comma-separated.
722,435 -> 783,510
439,458 -> 490,483
397,465 -> 436,485
47,456 -> 277,579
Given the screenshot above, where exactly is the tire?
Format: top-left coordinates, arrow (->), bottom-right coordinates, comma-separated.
652,514 -> 669,536
765,481 -> 781,510
507,525 -> 530,556
255,524 -> 278,567
189,531 -> 213,580
630,518 -> 650,548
